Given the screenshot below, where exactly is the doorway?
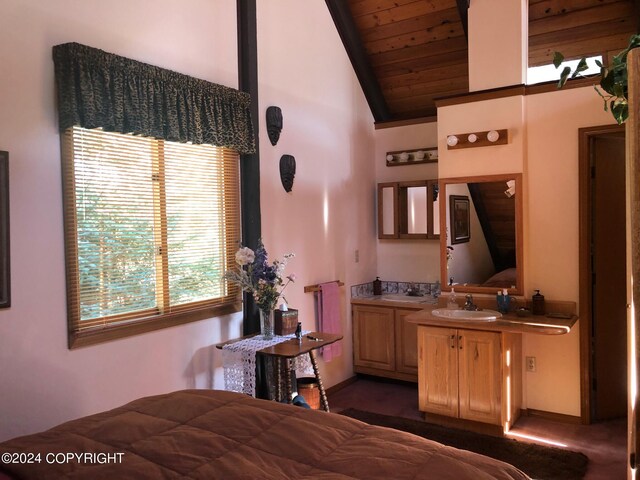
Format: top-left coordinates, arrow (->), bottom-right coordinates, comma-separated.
579,125 -> 627,423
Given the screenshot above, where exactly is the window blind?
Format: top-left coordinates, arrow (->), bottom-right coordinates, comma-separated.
62,126 -> 241,346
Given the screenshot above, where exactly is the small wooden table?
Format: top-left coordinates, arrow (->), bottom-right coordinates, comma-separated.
217,332 -> 343,412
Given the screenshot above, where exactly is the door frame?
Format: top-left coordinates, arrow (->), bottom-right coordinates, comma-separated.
578,123 -> 626,424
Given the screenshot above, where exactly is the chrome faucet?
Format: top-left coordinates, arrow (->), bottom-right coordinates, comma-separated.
463,294 -> 478,311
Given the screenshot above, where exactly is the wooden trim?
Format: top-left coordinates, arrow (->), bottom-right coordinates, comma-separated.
435,85 -> 526,108
69,303 -> 241,349
375,115 -> 438,129
325,375 -> 358,396
435,77 -> 602,109
237,0 -> 262,336
0,151 -> 9,309
578,123 -> 625,425
354,365 -> 418,383
325,0 -> 390,122
627,48 -> 640,468
523,408 -> 583,425
304,281 -> 344,293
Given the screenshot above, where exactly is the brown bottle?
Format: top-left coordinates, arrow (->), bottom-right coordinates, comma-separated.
373,277 -> 382,296
532,289 -> 545,315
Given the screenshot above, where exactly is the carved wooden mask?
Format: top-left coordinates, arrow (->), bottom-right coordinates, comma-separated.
266,106 -> 283,146
279,154 -> 296,193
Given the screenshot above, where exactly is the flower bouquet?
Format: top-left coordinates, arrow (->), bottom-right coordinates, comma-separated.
225,240 -> 295,338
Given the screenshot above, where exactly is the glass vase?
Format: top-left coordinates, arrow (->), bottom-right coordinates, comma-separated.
260,309 -> 275,339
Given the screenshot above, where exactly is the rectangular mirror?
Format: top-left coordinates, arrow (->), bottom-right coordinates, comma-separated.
378,182 -> 398,239
440,173 -> 523,295
399,180 -> 427,238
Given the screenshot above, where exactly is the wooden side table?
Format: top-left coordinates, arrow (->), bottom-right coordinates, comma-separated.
258,332 -> 342,412
217,332 -> 342,412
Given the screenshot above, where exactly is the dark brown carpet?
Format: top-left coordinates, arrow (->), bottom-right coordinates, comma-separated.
339,408 -> 588,480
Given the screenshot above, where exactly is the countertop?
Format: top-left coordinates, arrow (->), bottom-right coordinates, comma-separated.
351,295 -> 577,335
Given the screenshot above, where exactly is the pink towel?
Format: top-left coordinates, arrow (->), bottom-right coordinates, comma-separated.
318,281 -> 342,362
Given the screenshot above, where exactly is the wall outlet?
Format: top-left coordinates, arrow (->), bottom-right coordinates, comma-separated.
526,356 -> 536,372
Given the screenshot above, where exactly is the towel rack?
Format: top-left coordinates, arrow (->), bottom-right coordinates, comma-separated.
304,281 -> 344,293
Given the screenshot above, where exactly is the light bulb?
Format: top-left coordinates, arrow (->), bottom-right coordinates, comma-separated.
467,133 -> 478,143
446,135 -> 458,147
386,154 -> 394,161
399,152 -> 409,161
487,130 -> 500,142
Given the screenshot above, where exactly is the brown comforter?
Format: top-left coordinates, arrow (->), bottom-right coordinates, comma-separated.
0,389 -> 529,479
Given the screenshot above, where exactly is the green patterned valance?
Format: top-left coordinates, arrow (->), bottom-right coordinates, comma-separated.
52,43 -> 255,154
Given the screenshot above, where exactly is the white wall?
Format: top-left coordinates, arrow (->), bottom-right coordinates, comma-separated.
374,123 -> 440,282
256,0 -> 375,387
0,0 -> 375,441
523,87 -> 613,415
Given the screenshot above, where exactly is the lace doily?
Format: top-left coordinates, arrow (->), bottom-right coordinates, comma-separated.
222,332 -> 313,397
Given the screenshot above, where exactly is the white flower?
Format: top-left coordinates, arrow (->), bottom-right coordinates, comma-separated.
235,247 -> 255,266
287,273 -> 297,282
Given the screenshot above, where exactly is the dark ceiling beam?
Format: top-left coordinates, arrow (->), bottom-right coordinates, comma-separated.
237,0 -> 261,337
456,0 -> 470,39
325,0 -> 391,122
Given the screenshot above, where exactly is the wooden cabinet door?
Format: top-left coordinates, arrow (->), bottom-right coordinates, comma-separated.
353,306 -> 395,371
395,309 -> 419,375
458,329 -> 502,425
418,326 -> 458,417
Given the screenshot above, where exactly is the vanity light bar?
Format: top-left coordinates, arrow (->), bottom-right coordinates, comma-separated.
446,129 -> 509,150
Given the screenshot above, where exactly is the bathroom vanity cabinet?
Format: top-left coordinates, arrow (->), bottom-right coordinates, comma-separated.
352,304 -> 421,382
418,326 -> 521,428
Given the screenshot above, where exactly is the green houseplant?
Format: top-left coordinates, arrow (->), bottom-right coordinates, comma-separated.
554,33 -> 640,124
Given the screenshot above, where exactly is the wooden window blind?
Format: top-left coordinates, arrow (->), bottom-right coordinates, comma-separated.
62,126 -> 241,348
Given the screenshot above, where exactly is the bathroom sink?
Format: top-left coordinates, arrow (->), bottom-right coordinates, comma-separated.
376,294 -> 437,304
431,308 -> 502,322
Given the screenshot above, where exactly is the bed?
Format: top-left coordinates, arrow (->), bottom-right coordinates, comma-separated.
0,389 -> 529,479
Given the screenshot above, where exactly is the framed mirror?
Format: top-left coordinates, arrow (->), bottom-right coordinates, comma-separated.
440,173 -> 523,295
378,180 -> 439,240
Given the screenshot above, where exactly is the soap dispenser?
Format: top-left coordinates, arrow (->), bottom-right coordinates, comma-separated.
373,277 -> 382,296
447,288 -> 458,309
532,290 -> 545,315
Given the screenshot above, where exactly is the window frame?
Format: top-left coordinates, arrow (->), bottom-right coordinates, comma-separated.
61,127 -> 242,349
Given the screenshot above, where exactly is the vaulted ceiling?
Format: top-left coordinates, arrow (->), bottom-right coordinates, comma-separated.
326,0 -> 638,124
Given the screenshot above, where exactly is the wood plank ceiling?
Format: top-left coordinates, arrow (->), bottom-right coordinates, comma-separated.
326,0 -> 638,124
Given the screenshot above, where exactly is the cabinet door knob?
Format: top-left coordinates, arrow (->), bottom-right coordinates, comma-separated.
450,335 -> 455,349
458,335 -> 463,349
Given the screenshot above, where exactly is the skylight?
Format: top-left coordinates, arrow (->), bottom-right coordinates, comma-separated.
526,55 -> 603,85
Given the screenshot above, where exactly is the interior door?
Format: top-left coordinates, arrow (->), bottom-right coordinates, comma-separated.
592,133 -> 627,420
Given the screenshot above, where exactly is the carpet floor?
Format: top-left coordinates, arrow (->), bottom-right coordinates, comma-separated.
340,408 -> 589,480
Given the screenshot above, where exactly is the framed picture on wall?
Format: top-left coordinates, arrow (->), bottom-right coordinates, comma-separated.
0,151 -> 9,308
450,195 -> 470,244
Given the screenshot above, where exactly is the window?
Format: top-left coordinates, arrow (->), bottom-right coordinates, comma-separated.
526,55 -> 602,85
62,126 -> 241,348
